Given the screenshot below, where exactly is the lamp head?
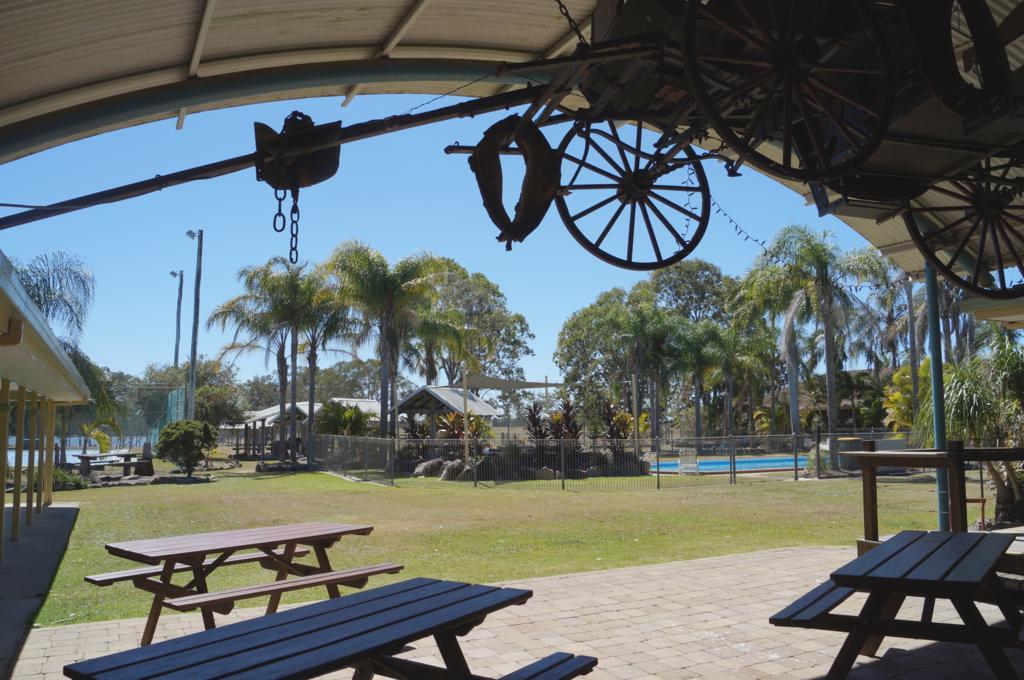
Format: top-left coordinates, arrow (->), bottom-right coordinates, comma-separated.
170,271 -> 179,278
186,230 -> 197,240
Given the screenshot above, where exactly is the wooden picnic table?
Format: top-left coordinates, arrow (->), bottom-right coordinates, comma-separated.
77,451 -> 138,475
64,577 -> 598,680
771,530 -> 1023,679
92,522 -> 402,646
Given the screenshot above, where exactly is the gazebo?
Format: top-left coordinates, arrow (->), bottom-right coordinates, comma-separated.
396,385 -> 501,438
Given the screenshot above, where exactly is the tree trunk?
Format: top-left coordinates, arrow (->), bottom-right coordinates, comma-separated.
725,373 -> 735,437
276,342 -> 288,454
378,329 -> 390,437
785,328 -> 801,435
390,348 -> 399,438
769,388 -> 778,435
651,371 -> 660,450
819,276 -> 840,469
941,311 -> 954,364
288,325 -> 299,462
746,382 -> 754,434
306,343 -> 318,464
693,375 -> 703,440
905,281 -> 920,418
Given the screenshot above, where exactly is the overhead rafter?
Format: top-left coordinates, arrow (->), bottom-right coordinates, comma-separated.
342,0 -> 434,106
495,15 -> 593,95
175,0 -> 219,129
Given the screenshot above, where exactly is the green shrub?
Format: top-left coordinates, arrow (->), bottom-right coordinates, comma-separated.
53,467 -> 89,490
155,420 -> 217,477
316,403 -> 371,436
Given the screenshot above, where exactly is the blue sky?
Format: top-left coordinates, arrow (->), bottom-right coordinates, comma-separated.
0,93 -> 870,384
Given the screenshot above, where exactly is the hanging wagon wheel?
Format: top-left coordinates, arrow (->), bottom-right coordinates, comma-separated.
554,120 -> 711,271
682,0 -> 892,183
904,157 -> 1024,299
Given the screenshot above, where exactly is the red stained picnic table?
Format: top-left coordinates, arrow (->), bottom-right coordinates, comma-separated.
92,522 -> 401,646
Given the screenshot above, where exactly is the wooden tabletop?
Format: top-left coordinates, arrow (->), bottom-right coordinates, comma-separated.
841,451 -> 952,467
106,522 -> 374,565
65,578 -> 533,680
832,530 -> 1016,595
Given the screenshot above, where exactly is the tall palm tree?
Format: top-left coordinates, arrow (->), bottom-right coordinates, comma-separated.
325,242 -> 448,437
669,319 -> 722,439
759,226 -> 858,454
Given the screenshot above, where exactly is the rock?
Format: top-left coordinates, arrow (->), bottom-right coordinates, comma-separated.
440,460 -> 466,481
535,467 -> 556,481
413,458 -> 444,477
152,475 -> 216,485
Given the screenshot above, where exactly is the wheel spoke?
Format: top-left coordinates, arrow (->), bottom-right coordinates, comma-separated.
698,5 -> 772,55
561,183 -> 620,191
990,216 -> 1008,289
930,184 -> 974,202
650,184 -> 704,193
906,205 -> 974,214
571,194 -> 619,222
708,70 -> 774,110
634,124 -> 642,174
811,66 -> 883,76
607,121 -> 631,173
801,81 -> 861,149
921,212 -> 973,242
644,197 -> 688,247
561,152 -> 621,182
782,78 -> 794,168
740,74 -> 782,147
649,191 -> 703,223
994,216 -> 1024,282
639,201 -> 663,263
593,200 -> 627,249
971,219 -> 990,286
808,75 -> 878,118
735,0 -> 773,47
794,85 -> 830,174
694,53 -> 772,68
945,216 -> 982,273
627,202 -> 637,263
584,135 -> 629,176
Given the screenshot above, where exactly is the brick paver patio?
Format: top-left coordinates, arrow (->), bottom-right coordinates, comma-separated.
13,544 -> 1023,679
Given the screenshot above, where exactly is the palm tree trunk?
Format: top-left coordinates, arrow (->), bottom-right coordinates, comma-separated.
785,331 -> 801,435
693,375 -> 703,440
651,371 -> 660,450
819,280 -> 840,469
306,344 -> 318,464
746,385 -> 754,434
389,347 -> 399,438
276,343 -> 288,455
769,388 -> 778,435
288,325 -> 299,462
905,281 -> 920,417
378,350 -> 390,437
725,373 -> 735,437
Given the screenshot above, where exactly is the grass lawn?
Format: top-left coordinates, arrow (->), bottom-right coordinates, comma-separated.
38,469 -> 962,626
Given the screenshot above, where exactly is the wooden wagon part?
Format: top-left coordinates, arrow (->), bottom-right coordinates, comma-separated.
468,114 -> 560,250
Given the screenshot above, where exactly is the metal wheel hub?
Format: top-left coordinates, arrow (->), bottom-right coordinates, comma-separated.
617,171 -> 652,203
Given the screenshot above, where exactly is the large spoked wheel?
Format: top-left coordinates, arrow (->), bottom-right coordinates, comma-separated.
554,120 -> 711,271
905,157 -> 1024,299
682,0 -> 892,182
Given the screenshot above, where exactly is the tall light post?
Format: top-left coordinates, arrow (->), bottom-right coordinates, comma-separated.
185,229 -> 203,420
169,270 -> 183,368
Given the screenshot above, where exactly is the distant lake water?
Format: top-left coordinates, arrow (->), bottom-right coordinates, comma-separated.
6,436 -> 99,466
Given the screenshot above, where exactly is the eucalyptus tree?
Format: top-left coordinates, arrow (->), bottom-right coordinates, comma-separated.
326,241 -> 448,437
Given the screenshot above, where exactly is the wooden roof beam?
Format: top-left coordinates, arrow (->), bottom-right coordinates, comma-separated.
343,0 -> 434,106
176,0 -> 219,129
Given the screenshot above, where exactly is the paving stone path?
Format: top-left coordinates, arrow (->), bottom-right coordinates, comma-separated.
14,545 -> 1023,679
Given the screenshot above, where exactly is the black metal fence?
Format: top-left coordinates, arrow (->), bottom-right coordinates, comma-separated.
311,431 -> 911,491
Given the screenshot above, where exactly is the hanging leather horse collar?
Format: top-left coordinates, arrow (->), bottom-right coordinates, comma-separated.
468,114 -> 560,250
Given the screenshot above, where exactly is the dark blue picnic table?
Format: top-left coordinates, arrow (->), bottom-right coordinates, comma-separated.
771,530 -> 1024,679
64,577 -> 597,680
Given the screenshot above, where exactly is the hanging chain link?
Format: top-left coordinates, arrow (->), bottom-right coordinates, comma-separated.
289,189 -> 300,264
272,188 -> 287,232
554,0 -> 588,48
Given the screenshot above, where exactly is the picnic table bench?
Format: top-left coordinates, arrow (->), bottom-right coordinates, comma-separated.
87,522 -> 402,646
771,530 -> 1024,679
78,452 -> 151,476
64,577 -> 598,680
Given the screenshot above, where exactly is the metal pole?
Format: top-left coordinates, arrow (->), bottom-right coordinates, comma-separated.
463,361 -> 470,463
186,230 -> 203,420
792,433 -> 799,481
173,270 -> 183,367
815,424 -> 822,479
925,263 -> 949,531
0,379 -> 9,560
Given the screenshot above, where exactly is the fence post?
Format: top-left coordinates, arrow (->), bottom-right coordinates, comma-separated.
473,445 -> 478,488
656,446 -> 661,490
364,443 -> 369,482
792,433 -> 799,481
560,440 -> 566,491
391,438 -> 397,486
815,425 -> 822,479
729,436 -> 736,485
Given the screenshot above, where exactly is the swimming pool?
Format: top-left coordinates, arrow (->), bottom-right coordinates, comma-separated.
651,455 -> 807,474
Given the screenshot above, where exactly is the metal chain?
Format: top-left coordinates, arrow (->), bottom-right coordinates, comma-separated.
554,0 -> 588,48
289,190 -> 300,264
272,188 -> 287,232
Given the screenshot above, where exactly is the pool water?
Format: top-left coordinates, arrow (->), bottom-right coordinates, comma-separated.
652,455 -> 807,474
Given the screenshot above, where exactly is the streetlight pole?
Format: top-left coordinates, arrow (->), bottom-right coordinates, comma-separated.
170,270 -> 183,368
185,229 -> 203,420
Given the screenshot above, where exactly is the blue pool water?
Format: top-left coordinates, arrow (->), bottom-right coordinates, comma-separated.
652,455 -> 807,474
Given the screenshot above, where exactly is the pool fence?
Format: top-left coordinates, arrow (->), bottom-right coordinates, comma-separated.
311,431 -> 911,491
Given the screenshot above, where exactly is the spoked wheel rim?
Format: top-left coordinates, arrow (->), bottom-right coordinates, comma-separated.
905,157 -> 1024,299
554,120 -> 711,271
682,0 -> 892,182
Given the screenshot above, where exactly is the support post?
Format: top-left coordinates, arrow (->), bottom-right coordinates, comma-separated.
46,401 -> 56,505
25,394 -> 36,525
0,379 -> 8,558
12,386 -> 25,541
35,397 -> 44,513
925,263 -> 949,531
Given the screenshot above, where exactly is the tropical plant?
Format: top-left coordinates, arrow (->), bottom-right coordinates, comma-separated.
525,401 -> 548,443
155,419 -> 217,477
436,412 -> 491,440
326,241 -> 448,437
315,402 -> 371,437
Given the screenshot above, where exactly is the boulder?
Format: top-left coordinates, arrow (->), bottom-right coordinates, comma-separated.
535,467 -> 556,481
440,459 -> 467,481
413,458 -> 444,477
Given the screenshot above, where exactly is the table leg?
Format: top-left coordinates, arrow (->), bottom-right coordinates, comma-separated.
826,590 -> 889,679
435,631 -> 472,679
862,465 -> 878,542
140,560 -> 176,646
190,564 -> 217,630
266,542 -> 297,614
314,542 -> 342,598
921,596 -> 935,623
951,597 -> 1018,680
860,593 -> 905,657
351,660 -> 376,680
